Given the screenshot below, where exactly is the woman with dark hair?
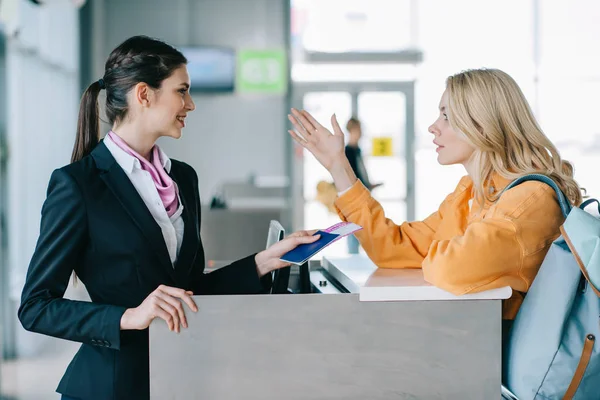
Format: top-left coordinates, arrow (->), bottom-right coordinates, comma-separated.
18,35 -> 318,400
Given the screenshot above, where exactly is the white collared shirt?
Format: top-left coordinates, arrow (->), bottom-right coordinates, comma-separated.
104,135 -> 184,266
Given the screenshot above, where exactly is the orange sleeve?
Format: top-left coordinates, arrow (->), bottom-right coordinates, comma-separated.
422,183 -> 562,295
334,180 -> 450,269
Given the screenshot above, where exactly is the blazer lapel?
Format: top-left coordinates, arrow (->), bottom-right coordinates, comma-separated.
92,142 -> 175,278
169,163 -> 200,280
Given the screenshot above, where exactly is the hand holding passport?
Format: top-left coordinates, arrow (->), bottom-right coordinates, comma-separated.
279,222 -> 362,265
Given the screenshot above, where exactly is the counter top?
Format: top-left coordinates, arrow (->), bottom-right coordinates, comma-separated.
322,255 -> 512,302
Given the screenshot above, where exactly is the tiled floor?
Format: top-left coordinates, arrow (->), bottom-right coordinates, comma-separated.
1,283 -> 88,400
1,339 -> 78,400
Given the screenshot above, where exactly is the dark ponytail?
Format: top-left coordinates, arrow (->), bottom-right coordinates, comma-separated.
71,80 -> 102,163
70,35 -> 187,164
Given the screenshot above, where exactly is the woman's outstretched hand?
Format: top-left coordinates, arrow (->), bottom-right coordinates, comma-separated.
254,230 -> 320,277
288,108 -> 358,192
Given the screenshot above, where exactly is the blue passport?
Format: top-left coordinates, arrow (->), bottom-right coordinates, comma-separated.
279,231 -> 340,265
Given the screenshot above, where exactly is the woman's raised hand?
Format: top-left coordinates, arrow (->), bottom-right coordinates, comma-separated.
288,109 -> 345,171
288,108 -> 358,192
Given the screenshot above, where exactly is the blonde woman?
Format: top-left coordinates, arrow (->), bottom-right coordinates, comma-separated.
288,68 -> 582,323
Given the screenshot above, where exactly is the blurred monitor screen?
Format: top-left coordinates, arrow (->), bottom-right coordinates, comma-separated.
180,47 -> 235,92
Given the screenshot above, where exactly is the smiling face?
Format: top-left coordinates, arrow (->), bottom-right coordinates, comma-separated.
144,65 -> 196,140
428,89 -> 476,167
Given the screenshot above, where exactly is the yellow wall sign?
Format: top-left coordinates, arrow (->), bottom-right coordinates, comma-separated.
371,137 -> 393,157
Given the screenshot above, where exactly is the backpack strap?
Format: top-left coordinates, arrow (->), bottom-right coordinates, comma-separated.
560,225 -> 600,298
580,198 -> 600,215
501,174 -> 571,218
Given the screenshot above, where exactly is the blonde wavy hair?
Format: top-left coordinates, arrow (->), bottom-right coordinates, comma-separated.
446,68 -> 583,206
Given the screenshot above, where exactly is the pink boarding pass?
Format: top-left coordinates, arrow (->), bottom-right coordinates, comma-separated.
321,222 -> 362,241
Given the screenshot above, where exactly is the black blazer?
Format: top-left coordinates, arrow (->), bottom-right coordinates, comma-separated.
18,142 -> 271,400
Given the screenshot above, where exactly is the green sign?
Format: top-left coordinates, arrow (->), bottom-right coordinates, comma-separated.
237,49 -> 287,94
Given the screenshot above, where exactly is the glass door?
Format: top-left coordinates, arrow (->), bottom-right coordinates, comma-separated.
357,91 -> 408,224
291,82 -> 415,256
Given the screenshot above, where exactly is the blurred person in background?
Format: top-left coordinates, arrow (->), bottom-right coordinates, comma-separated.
343,117 -> 382,253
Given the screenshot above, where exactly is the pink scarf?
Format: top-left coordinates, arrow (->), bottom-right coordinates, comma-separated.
108,131 -> 179,217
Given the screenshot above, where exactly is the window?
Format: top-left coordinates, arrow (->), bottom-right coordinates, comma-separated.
292,0 -> 413,55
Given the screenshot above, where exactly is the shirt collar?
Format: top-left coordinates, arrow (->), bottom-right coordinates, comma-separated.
156,145 -> 172,172
104,133 -> 172,174
458,173 -> 512,200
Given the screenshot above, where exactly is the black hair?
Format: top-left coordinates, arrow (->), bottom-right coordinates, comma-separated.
72,35 -> 187,162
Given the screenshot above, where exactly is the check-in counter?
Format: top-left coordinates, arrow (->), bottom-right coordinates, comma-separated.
313,255 -> 511,301
150,255 -> 511,399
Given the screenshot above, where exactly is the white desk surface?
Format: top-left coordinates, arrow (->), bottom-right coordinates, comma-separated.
322,255 -> 512,302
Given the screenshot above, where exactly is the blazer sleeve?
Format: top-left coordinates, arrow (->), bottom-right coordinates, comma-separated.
194,254 -> 273,295
186,165 -> 272,295
18,168 -> 127,350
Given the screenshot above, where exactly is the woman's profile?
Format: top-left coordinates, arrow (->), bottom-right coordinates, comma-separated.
18,35 -> 318,400
288,68 -> 582,322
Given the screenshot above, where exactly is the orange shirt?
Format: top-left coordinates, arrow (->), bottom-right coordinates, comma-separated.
335,175 -> 564,319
